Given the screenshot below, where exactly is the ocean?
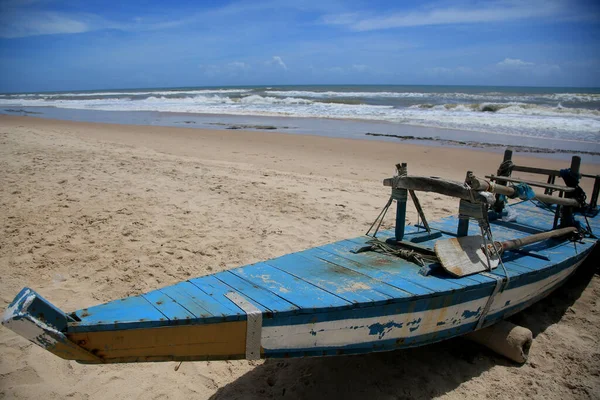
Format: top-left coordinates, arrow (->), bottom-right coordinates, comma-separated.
2,85 -> 599,157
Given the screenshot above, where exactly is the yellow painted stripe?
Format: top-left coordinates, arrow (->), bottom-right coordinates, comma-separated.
67,321 -> 257,362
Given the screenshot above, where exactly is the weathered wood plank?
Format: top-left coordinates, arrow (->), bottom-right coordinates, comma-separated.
231,262 -> 352,310
469,175 -> 579,207
188,275 -> 245,317
346,235 -> 500,286
485,175 -> 575,192
214,271 -> 299,313
72,295 -> 167,332
322,239 -> 466,292
265,253 -> 393,304
305,247 -> 429,296
159,282 -> 240,322
383,175 -> 489,203
300,248 -> 415,298
142,290 -> 196,322
512,165 -> 596,179
68,321 -> 248,361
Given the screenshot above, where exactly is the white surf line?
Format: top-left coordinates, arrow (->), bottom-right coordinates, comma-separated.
261,259 -> 583,351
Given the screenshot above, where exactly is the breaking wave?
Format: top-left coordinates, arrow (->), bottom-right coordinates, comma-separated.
410,102 -> 600,117
2,86 -> 599,145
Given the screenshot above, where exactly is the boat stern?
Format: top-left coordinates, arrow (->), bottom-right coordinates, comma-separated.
2,288 -> 102,363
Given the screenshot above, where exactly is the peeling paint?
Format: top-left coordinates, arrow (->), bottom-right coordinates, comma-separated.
368,321 -> 404,339
461,308 -> 481,319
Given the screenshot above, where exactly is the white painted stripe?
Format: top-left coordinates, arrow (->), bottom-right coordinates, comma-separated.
488,259 -> 583,315
225,292 -> 262,360
261,259 -> 585,351
262,296 -> 489,350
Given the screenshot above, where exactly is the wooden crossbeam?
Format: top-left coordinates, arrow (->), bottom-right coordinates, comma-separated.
513,165 -> 595,179
485,175 -> 575,193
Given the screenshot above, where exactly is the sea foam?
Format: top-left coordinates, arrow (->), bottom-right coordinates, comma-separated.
1,87 -> 599,145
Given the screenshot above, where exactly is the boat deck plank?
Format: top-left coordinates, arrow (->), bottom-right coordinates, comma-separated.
188,275 -> 246,317
159,281 -> 239,322
142,290 -> 196,322
231,262 -> 352,310
321,240 -> 465,292
71,295 -> 167,332
305,247 -> 427,296
297,249 -> 415,299
265,252 -> 394,304
214,271 -> 299,313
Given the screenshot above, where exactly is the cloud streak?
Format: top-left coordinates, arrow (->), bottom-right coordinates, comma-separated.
0,10 -> 94,38
270,56 -> 288,70
0,0 -> 347,38
323,0 -> 588,31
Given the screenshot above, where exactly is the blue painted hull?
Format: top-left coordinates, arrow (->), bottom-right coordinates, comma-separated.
3,200 -> 598,363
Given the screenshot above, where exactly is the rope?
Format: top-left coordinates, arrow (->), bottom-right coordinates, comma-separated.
481,223 -> 511,289
508,182 -> 536,200
584,214 -> 596,238
497,160 -> 514,177
365,238 -> 438,267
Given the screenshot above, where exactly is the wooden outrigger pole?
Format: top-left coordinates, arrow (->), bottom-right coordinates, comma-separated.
383,175 -> 581,208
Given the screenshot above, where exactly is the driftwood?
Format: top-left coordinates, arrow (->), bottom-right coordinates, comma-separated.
465,321 -> 533,363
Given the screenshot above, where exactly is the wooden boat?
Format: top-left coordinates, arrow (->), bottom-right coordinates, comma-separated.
3,150 -> 599,364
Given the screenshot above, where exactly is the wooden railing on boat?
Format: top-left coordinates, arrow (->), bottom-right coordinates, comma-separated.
381,149 -> 598,245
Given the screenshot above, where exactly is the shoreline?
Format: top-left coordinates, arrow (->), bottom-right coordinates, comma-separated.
2,110 -> 599,164
364,132 -> 600,157
3,115 -> 600,177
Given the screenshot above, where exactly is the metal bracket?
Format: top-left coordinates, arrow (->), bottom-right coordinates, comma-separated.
475,272 -> 504,330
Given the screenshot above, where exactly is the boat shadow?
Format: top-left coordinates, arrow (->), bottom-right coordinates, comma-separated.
209,246 -> 598,400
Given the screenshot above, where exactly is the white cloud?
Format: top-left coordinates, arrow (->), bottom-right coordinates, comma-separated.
199,61 -> 252,77
0,10 -> 93,38
322,13 -> 360,26
228,61 -> 250,70
426,66 -> 474,76
494,58 -> 560,75
269,56 -> 288,70
0,7 -> 190,38
424,59 -> 561,79
326,66 -> 344,73
351,64 -> 368,72
323,0 -> 577,31
496,58 -> 535,69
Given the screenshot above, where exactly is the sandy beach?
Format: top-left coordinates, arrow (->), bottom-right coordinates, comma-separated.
1,114 -> 599,399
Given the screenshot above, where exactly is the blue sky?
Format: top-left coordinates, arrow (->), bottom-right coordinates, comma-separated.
0,0 -> 599,92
